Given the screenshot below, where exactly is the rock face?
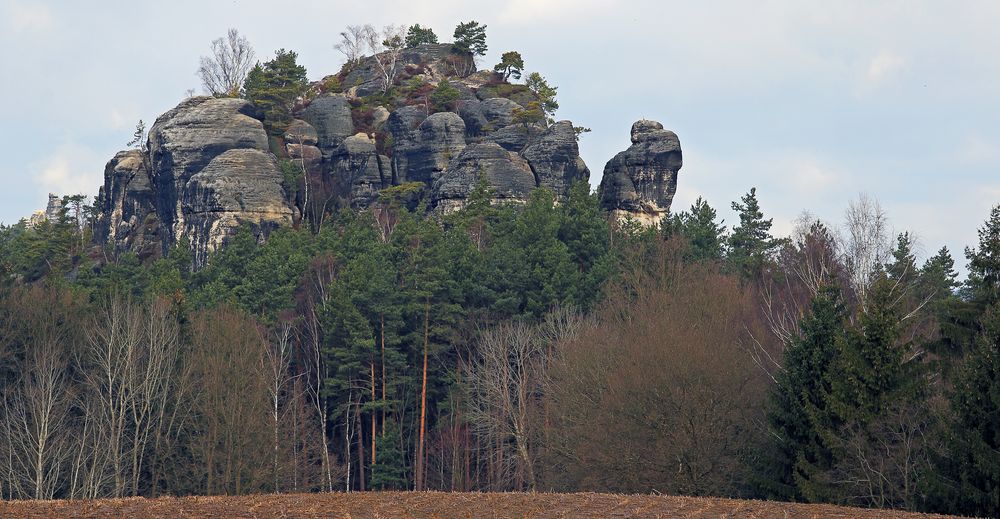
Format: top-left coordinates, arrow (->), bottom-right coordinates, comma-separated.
145,96 -> 292,265
88,43 -> 638,267
598,120 -> 682,225
95,150 -> 159,258
300,94 -> 354,152
431,143 -> 537,213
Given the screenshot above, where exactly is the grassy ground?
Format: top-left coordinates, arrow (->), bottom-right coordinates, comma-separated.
0,491 -> 966,518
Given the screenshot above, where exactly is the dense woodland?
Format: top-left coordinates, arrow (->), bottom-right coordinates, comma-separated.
0,23 -> 997,519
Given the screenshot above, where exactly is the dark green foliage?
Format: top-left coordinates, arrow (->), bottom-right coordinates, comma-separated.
371,420 -> 408,489
757,285 -> 846,501
404,24 -> 438,48
524,72 -> 558,119
430,80 -> 461,112
493,51 -> 524,81
965,204 -> 1000,307
243,49 -> 308,133
452,21 -> 487,56
936,306 -> 1000,517
666,197 -> 727,263
728,187 -> 784,280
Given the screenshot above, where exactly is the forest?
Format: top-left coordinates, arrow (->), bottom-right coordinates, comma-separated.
0,180 -> 997,517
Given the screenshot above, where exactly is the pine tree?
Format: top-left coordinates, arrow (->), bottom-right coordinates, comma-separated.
936,303 -> 1000,517
676,197 -> 727,263
243,49 -> 308,133
965,204 -> 1000,307
452,21 -> 487,57
757,285 -> 846,501
728,187 -> 783,280
404,24 -> 438,48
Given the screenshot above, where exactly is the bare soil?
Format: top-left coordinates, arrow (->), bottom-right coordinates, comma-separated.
0,491 -> 965,518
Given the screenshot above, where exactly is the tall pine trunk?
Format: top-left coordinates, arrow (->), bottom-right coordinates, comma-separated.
416,297 -> 430,491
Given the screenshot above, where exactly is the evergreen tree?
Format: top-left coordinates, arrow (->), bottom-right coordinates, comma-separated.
675,197 -> 727,263
886,232 -> 918,286
404,24 -> 438,48
937,304 -> 1000,517
493,51 -> 524,81
452,21 -> 487,57
524,72 -> 558,120
243,49 -> 308,133
757,285 -> 846,501
370,419 -> 408,489
728,187 -> 783,280
965,204 -> 1000,307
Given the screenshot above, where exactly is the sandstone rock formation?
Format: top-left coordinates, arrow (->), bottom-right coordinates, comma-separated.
431,143 -> 537,212
598,120 -> 682,225
138,96 -> 293,265
95,150 -> 159,258
90,42 -> 617,267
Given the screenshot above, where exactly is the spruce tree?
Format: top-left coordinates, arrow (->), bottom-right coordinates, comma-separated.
940,304 -> 1000,518
677,197 -> 727,263
757,285 -> 846,501
728,187 -> 783,280
965,204 -> 1000,307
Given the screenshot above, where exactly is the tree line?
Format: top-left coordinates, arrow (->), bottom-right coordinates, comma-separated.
0,182 -> 996,516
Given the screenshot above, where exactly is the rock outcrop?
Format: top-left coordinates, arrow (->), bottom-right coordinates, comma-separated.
95,150 -> 159,258
431,143 -> 537,212
90,42 -> 681,268
146,96 -> 292,265
598,120 -> 682,225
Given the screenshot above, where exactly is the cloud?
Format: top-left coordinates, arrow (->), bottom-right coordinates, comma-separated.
31,143 -> 106,198
861,50 -> 906,90
956,134 -> 1000,165
1,0 -> 54,34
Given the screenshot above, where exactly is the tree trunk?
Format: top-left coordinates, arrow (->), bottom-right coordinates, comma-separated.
416,297 -> 430,491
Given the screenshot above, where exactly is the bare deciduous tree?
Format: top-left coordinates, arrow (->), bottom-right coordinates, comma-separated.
363,24 -> 407,93
843,193 -> 892,310
198,28 -> 256,97
335,25 -> 370,68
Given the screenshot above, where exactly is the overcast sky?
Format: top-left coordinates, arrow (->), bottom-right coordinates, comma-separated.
2,0 -> 998,271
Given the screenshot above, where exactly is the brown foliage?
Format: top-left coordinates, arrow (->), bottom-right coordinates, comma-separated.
544,240 -> 770,496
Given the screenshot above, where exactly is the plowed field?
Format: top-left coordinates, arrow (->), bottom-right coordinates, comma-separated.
0,491 -> 964,518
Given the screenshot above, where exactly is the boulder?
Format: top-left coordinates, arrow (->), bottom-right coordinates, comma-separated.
598,119 -> 683,225
300,94 -> 354,151
147,96 -> 292,263
523,121 -> 590,198
284,119 -> 319,146
94,150 -> 160,259
390,110 -> 465,185
431,143 -> 536,213
184,149 -> 292,266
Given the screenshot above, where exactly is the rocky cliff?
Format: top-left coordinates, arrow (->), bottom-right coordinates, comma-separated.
598,120 -> 683,225
93,43 -> 680,265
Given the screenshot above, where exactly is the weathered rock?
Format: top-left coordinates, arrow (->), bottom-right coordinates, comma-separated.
95,150 -> 160,258
147,96 -> 292,263
598,119 -> 682,225
372,106 -> 390,129
431,143 -> 536,213
184,149 -> 292,265
43,193 -> 63,222
343,43 -> 474,97
523,121 -> 590,197
459,97 -> 521,137
385,105 -> 428,184
284,119 -> 319,146
300,94 -> 354,151
329,133 -> 388,209
390,110 -> 465,185
485,123 -> 546,153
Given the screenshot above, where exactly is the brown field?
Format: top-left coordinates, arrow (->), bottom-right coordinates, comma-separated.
0,491 -> 965,518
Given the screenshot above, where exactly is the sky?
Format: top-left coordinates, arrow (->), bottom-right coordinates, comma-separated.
2,0 -> 999,271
